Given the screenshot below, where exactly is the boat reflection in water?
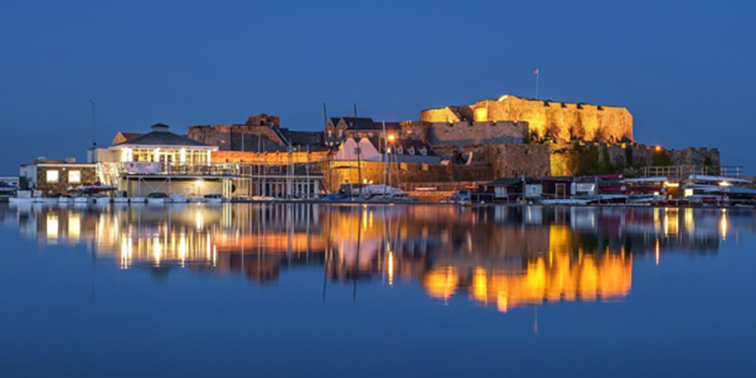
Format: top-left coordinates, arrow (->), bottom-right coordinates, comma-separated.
2,203 -> 743,313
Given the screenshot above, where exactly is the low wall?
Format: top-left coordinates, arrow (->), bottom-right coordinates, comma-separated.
322,161 -> 493,192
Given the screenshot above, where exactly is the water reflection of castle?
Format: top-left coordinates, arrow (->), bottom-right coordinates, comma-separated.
3,204 -> 741,313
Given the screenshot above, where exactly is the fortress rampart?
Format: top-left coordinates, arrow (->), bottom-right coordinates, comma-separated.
420,95 -> 633,142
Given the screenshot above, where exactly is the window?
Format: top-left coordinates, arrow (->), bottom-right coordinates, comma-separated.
46,170 -> 59,183
68,170 -> 81,184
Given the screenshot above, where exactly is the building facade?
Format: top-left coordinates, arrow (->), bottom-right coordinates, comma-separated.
324,117 -> 401,147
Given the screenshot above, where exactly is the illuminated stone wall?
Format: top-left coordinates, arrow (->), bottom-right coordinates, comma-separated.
400,120 -> 527,147
421,95 -> 633,142
434,144 -> 552,178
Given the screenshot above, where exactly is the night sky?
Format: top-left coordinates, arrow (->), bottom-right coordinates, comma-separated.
1,0 -> 753,173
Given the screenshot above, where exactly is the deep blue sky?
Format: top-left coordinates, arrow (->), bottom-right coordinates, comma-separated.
1,0 -> 753,173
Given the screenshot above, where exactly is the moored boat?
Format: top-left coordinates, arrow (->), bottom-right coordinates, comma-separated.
91,195 -> 111,205
146,192 -> 169,204
203,194 -> 226,204
169,194 -> 187,203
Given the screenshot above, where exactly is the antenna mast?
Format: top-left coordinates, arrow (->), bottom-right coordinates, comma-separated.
89,99 -> 96,147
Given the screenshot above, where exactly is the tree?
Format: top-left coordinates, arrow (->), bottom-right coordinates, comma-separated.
652,150 -> 672,166
601,146 -> 615,173
624,145 -> 634,168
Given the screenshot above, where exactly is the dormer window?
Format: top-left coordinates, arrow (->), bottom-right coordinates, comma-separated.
397,146 -> 404,154
409,147 -> 416,155
420,147 -> 427,156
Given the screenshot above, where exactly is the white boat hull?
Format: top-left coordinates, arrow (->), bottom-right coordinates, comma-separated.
169,195 -> 188,203
9,197 -> 35,204
34,198 -> 59,204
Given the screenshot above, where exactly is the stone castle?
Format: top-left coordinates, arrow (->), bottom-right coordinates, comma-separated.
420,94 -> 633,142
173,92 -> 719,193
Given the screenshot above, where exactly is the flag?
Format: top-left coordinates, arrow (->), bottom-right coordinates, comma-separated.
534,68 -> 540,75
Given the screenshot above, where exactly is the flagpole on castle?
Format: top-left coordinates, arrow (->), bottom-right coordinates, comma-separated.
534,68 -> 540,99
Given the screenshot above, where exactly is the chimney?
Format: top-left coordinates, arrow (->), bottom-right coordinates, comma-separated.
66,157 -> 77,164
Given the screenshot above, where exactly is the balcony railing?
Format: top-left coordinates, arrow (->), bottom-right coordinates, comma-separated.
117,162 -> 323,177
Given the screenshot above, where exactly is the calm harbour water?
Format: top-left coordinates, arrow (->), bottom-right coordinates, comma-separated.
0,203 -> 755,377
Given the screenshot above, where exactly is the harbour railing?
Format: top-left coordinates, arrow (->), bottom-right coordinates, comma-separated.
641,165 -> 743,180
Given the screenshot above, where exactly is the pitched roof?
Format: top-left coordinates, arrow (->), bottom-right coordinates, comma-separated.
359,137 -> 437,156
116,124 -> 211,147
119,132 -> 143,140
341,117 -> 378,130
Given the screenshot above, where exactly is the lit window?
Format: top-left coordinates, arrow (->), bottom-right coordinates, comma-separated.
68,170 -> 81,184
46,170 -> 59,183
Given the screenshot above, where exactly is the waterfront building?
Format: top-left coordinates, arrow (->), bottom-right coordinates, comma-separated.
19,157 -> 97,196
89,123 -> 323,199
91,123 -> 230,197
